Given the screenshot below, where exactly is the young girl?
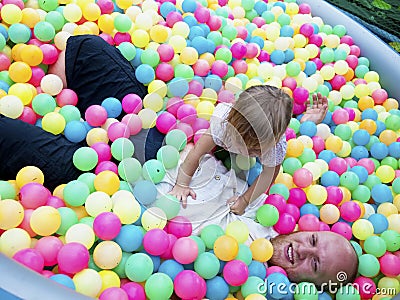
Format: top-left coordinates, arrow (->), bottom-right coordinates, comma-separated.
170,85 -> 328,215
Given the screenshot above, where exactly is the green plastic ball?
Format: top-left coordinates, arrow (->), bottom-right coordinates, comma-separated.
189,236 -> 206,256
111,138 -> 135,161
63,180 -> 90,207
384,114 -> 400,131
269,184 -> 290,200
32,93 -> 57,116
157,145 -> 180,170
118,158 -> 142,183
298,148 -> 316,165
334,124 -> 352,141
282,157 -> 302,175
38,0 -> 58,12
117,42 -> 136,61
154,195 -> 180,220
73,147 -> 98,171
364,235 -> 387,257
56,207 -> 78,235
165,129 -> 187,151
59,105 -> 81,123
142,159 -> 166,184
174,64 -> 194,80
33,21 -> 56,42
125,253 -> 153,282
45,11 -> 65,31
333,24 -> 347,37
380,230 -> 400,252
364,175 -> 382,190
256,204 -> 279,227
351,185 -> 371,203
358,254 -> 380,277
114,14 -> 132,32
294,282 -> 318,300
336,285 -> 360,300
194,252 -> 220,279
0,181 -> 16,200
200,224 -> 225,249
340,171 -> 360,191
112,251 -> 130,279
286,61 -> 301,77
145,273 -> 173,300
215,47 -> 233,63
77,172 -> 96,193
235,244 -> 252,265
241,276 -> 266,298
350,240 -> 363,257
141,49 -> 160,68
380,157 -> 398,170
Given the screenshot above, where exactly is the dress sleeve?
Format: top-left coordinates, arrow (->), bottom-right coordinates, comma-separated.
209,103 -> 232,148
260,134 -> 287,167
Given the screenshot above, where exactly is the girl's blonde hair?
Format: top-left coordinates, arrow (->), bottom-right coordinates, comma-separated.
223,85 -> 293,151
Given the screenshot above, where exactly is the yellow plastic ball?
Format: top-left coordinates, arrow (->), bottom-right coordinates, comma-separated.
358,96 -> 374,111
42,112 -> 66,135
352,219 -> 374,240
250,238 -> 273,262
180,47 -> 198,65
196,101 -> 215,120
143,93 -> 163,112
303,162 -> 321,181
324,34 -> 340,48
383,98 -> 399,111
306,184 -> 327,205
337,141 -> 352,158
16,166 -> 44,187
9,61 -> 32,83
376,165 -> 395,184
141,207 -> 167,231
148,80 -> 167,98
21,8 -> 40,28
94,171 -> 120,196
287,139 -> 304,157
98,14 -> 114,34
200,88 -> 217,103
8,83 -> 34,105
98,270 -> 120,294
63,3 -> 83,22
387,214 -> 400,233
297,135 -> 313,149
354,84 -> 370,99
339,186 -> 351,204
30,206 -> 61,236
54,31 -> 72,51
93,241 -> 122,270
86,128 -> 109,146
340,84 -> 355,100
359,119 -> 377,135
379,130 -> 397,146
168,35 -> 186,54
325,135 -> 343,153
65,223 -> 96,249
275,173 -> 294,189
112,190 -> 141,224
82,3 -> 101,21
172,21 -> 190,38
85,191 -> 112,217
214,235 -> 239,261
394,195 -> 400,211
225,221 -> 249,244
1,4 -> 23,24
320,204 -> 340,224
225,77 -> 243,94
0,200 -> 24,230
377,202 -> 398,217
20,44 -> 43,66
135,12 -> 153,31
73,269 -> 102,298
183,94 -> 200,107
364,71 -> 379,83
0,95 -> 24,119
138,108 -> 157,129
0,228 -> 31,257
149,25 -> 169,43
302,77 -> 318,93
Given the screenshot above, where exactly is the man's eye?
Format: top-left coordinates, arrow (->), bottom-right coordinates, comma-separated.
312,234 -> 316,246
313,258 -> 318,272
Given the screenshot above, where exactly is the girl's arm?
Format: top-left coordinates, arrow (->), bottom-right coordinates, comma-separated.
170,128 -> 216,207
228,164 -> 281,215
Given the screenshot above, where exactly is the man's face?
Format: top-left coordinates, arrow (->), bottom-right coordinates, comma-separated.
269,231 -> 357,286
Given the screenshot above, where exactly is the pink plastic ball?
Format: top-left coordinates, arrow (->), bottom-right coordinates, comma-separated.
252,17 -> 265,28
273,213 -> 296,235
166,97 -> 184,116
194,7 -> 210,23
160,233 -> 178,260
166,11 -> 183,27
0,53 -> 11,71
245,43 -> 259,59
298,214 -> 320,231
266,266 -> 287,277
56,89 -> 78,107
293,87 -> 309,104
344,157 -> 357,168
340,35 -> 354,46
40,44 -> 58,65
188,80 -> 204,96
176,122 -> 194,141
122,94 -> 142,114
353,276 -> 376,299
121,282 -> 146,300
85,105 -> 108,127
357,158 -> 375,175
299,23 -> 314,37
166,216 -> 193,238
46,196 -> 65,208
121,113 -> 142,136
293,102 -> 306,115
99,33 -> 114,45
114,32 -> 131,45
264,194 -> 286,214
177,104 -> 197,124
223,260 -> 249,286
311,58 -> 323,70
325,186 -> 343,206
311,136 -> 325,154
100,288 -> 129,300
331,222 -> 352,240
174,270 -> 206,299
19,106 -> 37,124
379,252 -> 400,277
108,122 -> 130,141
293,168 -> 313,188
298,3 -> 311,14
34,236 -> 63,267
172,237 -> 198,264
211,60 -> 228,78
28,39 -> 44,47
329,157 -> 348,175
91,142 -> 112,162
207,15 -> 222,31
18,209 -> 35,237
371,89 -> 388,105
156,111 -> 177,134
93,212 -> 122,240
97,0 -> 114,14
308,34 -> 323,47
354,79 -> 368,86
57,242 -> 89,274
350,45 -> 361,57
287,188 -> 307,208
285,128 -> 296,140
42,270 -> 55,278
192,117 -> 209,133
157,44 -> 175,62
232,59 -> 248,74
193,59 -> 211,77
346,55 -> 358,69
282,77 -> 297,91
95,161 -> 118,175
285,203 -> 300,222
330,75 -> 346,90
332,109 -> 350,125
156,63 -> 175,81
319,222 -> 330,231
28,66 -> 45,87
3,0 -> 24,9
231,43 -> 247,60
343,108 -> 355,121
19,183 -> 50,209
258,50 -> 270,62
143,228 -> 170,256
13,248 -> 44,273
236,26 -> 248,40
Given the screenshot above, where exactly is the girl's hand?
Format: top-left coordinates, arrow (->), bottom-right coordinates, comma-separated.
169,184 -> 196,209
227,195 -> 249,215
300,93 -> 328,124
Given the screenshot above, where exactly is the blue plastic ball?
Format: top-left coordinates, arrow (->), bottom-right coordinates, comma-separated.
352,129 -> 370,146
351,145 -> 369,160
300,203 -> 320,218
133,180 -> 158,205
184,15 -> 198,27
114,224 -> 144,252
168,77 -> 189,98
159,259 -> 184,281
371,184 -> 393,204
206,276 -> 229,300
131,48 -> 143,67
304,61 -> 317,76
350,166 -> 369,184
270,50 -> 285,65
64,120 -> 87,143
135,64 -> 155,84
192,36 -> 208,54
320,171 -> 340,187
318,150 -> 336,163
189,26 -> 205,40
248,260 -> 267,279
182,0 -> 197,12
102,97 -> 122,118
50,274 -> 76,289
205,74 -> 223,92
284,49 -> 295,63
280,25 -> 294,37
266,272 -> 291,299
368,213 -> 389,234
299,121 -> 317,137
374,120 -> 386,136
388,142 -> 400,159
160,2 -> 176,18
370,142 -> 389,160
361,108 -> 378,121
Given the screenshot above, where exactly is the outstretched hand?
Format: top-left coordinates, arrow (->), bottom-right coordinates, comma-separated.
300,93 -> 328,124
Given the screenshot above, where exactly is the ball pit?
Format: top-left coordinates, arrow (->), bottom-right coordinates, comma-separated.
1,0 -> 400,299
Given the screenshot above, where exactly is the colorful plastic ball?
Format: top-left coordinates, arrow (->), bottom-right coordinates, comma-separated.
42,112 -> 66,135
73,147 -> 98,171
241,276 -> 266,298
141,207 -> 167,231
293,168 -> 313,188
93,241 -> 122,270
376,165 -> 395,183
93,212 -> 121,240
133,180 -> 157,206
165,129 -> 187,151
358,254 -> 380,277
125,253 -> 153,282
352,219 -> 374,240
256,204 -> 279,227
298,214 -> 320,231
172,236 -> 198,264
13,248 -> 44,273
340,201 -> 361,222
29,205 -> 61,237
0,200 -> 24,230
0,95 -> 24,118
144,273 -> 173,300
371,184 -> 393,204
174,270 -> 206,300
57,242 -> 89,274
194,252 -> 220,280
143,228 -> 169,256
320,204 -> 340,224
94,171 -> 120,196
364,235 -> 387,258
142,159 -> 166,184
72,269 -> 102,298
273,213 -> 296,235
213,235 -> 238,262
157,145 -> 180,170
224,220 -> 249,244
222,260 -> 248,286
165,216 -> 192,238
19,182 -> 50,209
368,213 -> 389,234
